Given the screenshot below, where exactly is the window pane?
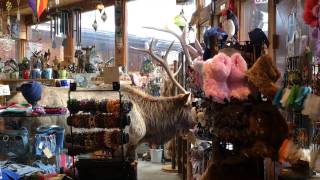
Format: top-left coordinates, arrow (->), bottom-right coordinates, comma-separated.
241,0 -> 268,41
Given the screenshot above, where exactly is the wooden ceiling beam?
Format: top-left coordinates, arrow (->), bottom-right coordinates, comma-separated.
24,0 -> 114,25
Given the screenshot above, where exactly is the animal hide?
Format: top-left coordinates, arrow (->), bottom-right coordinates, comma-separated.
121,85 -> 194,145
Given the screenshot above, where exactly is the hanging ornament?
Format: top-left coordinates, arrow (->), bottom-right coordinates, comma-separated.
92,19 -> 98,31
101,10 -> 107,22
92,11 -> 98,31
6,0 -> 12,26
16,0 -> 20,22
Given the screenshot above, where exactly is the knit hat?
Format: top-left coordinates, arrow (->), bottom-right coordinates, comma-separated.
18,81 -> 42,106
246,55 -> 280,98
227,53 -> 250,100
203,52 -> 232,103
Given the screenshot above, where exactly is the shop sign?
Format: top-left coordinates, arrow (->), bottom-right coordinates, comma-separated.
0,85 -> 10,96
255,0 -> 268,4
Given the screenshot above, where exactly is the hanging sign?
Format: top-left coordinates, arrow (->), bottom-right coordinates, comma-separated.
0,85 -> 10,96
255,0 -> 268,4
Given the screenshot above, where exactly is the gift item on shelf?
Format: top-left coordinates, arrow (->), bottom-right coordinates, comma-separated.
0,103 -> 32,116
66,130 -> 129,151
0,127 -> 29,159
246,55 -> 281,98
67,98 -> 132,114
67,113 -> 130,129
0,161 -> 42,178
35,125 -> 65,156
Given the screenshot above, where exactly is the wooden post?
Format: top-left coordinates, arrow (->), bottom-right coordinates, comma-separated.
268,0 -> 276,62
171,60 -> 178,170
115,0 -> 127,67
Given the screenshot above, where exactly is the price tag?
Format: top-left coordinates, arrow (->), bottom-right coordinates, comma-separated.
0,85 -> 10,96
43,147 -> 53,159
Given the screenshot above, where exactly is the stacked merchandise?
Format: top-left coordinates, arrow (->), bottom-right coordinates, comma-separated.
66,86 -> 135,180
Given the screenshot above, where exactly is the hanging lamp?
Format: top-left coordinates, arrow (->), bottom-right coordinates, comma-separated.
96,0 -> 104,13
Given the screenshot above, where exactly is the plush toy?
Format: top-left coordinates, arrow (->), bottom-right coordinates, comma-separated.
227,53 -> 250,100
303,0 -> 319,27
203,53 -> 232,103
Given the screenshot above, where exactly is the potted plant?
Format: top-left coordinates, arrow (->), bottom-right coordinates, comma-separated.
19,57 -> 30,79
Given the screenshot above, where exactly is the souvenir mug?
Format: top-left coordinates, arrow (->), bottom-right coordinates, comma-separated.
31,69 -> 42,79
58,70 -> 67,79
42,68 -> 53,79
22,69 -> 30,79
10,72 -> 19,80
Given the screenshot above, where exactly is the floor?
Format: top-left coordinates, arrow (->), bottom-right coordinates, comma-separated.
138,161 -> 181,180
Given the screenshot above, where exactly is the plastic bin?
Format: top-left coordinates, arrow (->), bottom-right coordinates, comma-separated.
150,149 -> 163,163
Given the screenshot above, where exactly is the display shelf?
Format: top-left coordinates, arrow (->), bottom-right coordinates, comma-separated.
67,82 -> 134,179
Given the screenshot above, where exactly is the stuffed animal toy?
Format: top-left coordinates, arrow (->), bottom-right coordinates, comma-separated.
227,53 -> 250,100
203,53 -> 232,103
246,55 -> 280,99
303,0 -> 319,27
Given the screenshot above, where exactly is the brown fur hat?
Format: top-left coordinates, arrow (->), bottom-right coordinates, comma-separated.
246,55 -> 280,98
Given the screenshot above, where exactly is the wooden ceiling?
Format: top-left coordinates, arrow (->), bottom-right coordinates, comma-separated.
1,0 -> 114,25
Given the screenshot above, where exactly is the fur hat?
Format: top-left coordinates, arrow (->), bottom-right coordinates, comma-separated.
246,55 -> 280,98
227,53 -> 250,100
203,53 -> 232,103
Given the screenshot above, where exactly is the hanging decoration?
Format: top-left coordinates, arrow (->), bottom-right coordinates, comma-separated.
73,8 -> 82,48
16,0 -> 20,22
27,0 -> 48,18
101,10 -> 107,22
6,0 -> 12,27
50,10 -> 71,48
92,12 -> 98,31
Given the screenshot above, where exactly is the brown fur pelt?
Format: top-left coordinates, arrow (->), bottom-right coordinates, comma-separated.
121,85 -> 194,145
246,55 -> 280,98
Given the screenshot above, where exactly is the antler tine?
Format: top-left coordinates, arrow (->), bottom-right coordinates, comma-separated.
174,62 -> 182,77
143,26 -> 193,66
164,41 -> 175,65
131,38 -> 188,94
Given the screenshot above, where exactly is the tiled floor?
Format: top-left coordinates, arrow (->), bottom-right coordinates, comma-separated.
138,161 -> 181,180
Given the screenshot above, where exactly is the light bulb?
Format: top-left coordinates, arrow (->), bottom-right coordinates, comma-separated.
96,3 -> 104,13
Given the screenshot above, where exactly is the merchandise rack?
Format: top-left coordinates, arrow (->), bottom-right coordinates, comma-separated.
67,82 -> 136,180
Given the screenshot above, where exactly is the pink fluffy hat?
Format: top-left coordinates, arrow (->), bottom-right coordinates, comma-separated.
227,53 -> 251,100
203,52 -> 232,103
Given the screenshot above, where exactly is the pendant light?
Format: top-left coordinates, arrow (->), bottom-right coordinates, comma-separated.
96,0 -> 104,13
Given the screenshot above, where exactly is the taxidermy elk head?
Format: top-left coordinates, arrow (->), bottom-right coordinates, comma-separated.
125,27 -> 197,146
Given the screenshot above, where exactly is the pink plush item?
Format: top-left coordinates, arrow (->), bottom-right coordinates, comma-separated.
203,53 -> 232,103
193,60 -> 204,88
227,53 -> 251,100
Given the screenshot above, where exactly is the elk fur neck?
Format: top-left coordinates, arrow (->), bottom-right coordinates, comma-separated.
121,85 -> 192,145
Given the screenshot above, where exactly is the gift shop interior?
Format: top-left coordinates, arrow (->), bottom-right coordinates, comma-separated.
0,0 -> 320,179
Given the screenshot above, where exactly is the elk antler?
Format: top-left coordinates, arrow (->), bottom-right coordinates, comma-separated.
143,26 -> 193,66
131,39 -> 188,94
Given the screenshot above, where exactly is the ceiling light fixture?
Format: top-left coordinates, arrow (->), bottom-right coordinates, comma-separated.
96,1 -> 104,13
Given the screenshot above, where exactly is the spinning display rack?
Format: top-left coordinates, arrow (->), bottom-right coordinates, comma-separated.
67,82 -> 136,180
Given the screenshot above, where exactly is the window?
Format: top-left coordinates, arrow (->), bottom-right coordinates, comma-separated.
241,0 -> 268,41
